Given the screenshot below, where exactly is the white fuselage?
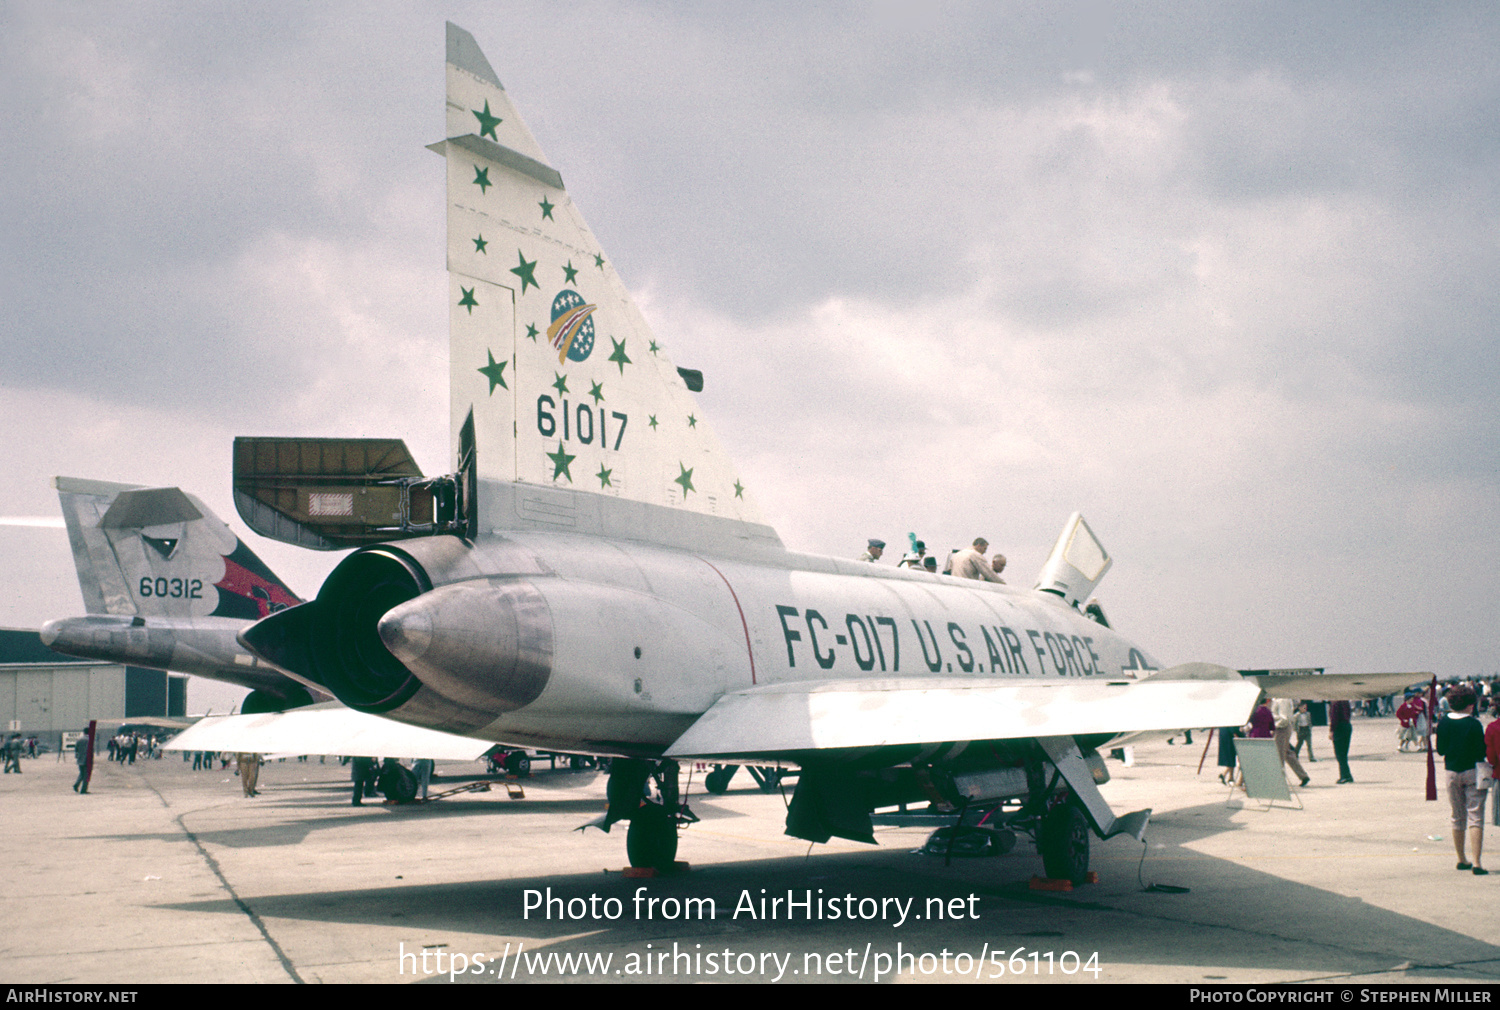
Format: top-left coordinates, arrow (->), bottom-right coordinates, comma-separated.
384,529 -> 1160,755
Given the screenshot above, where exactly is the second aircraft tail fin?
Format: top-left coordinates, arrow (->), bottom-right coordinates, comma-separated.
55,476 -> 301,620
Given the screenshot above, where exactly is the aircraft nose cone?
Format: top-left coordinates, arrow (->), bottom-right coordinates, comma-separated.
378,604 -> 432,664
38,619 -> 61,648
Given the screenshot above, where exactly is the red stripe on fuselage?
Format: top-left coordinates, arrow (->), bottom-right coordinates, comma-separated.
702,559 -> 756,686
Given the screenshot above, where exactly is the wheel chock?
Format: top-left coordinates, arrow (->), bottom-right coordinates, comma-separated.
1029,871 -> 1099,891
620,861 -> 690,879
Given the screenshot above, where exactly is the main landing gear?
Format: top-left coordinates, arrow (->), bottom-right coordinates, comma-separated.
898,739 -> 1143,885
604,758 -> 693,872
703,764 -> 735,795
1038,800 -> 1090,885
1029,737 -> 1149,885
626,802 -> 678,870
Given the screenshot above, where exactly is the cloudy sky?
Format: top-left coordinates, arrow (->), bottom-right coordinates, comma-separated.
3,1 -> 1498,706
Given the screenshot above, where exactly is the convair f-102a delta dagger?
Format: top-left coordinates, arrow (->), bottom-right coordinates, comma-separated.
224,24 -> 1418,879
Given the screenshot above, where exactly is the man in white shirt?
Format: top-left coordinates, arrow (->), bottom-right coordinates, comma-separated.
1272,696 -> 1311,787
950,538 -> 1004,583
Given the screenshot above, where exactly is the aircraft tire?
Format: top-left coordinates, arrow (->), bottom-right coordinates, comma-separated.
505,751 -> 531,777
1039,802 -> 1089,884
626,804 -> 678,870
704,765 -> 735,795
382,764 -> 419,804
241,686 -> 314,714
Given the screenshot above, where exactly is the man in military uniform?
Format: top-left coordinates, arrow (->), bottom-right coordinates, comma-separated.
73,736 -> 92,794
350,756 -> 377,805
3,734 -> 22,774
857,539 -> 885,563
238,753 -> 261,797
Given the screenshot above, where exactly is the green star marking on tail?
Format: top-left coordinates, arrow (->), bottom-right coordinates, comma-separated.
472,234 -> 488,254
733,480 -> 744,499
674,464 -> 695,496
458,287 -> 478,313
588,380 -> 605,405
562,260 -> 578,284
648,415 -> 658,430
552,372 -> 569,396
687,414 -> 697,429
525,323 -> 539,341
594,253 -> 605,269
648,340 -> 659,355
510,250 -> 539,293
596,465 -> 613,488
478,350 -> 508,393
608,337 -> 631,374
473,166 -> 491,193
547,442 -> 576,482
473,100 -> 502,141
539,196 -> 554,220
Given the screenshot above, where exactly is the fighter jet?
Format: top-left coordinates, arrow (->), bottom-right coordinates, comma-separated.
40,476 -> 317,713
226,25 -> 1419,879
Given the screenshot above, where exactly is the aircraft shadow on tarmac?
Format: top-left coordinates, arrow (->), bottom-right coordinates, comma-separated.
149,798 -> 1500,983
91,770 -> 765,850
97,799 -> 624,851
85,770 -> 621,849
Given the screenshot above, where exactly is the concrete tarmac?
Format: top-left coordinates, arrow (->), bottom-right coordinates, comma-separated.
2,716 -> 1497,985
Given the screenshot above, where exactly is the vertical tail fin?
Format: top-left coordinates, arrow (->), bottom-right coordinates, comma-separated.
430,24 -> 766,528
54,477 -> 300,619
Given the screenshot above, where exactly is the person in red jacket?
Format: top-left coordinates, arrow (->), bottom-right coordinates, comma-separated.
1397,693 -> 1427,752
